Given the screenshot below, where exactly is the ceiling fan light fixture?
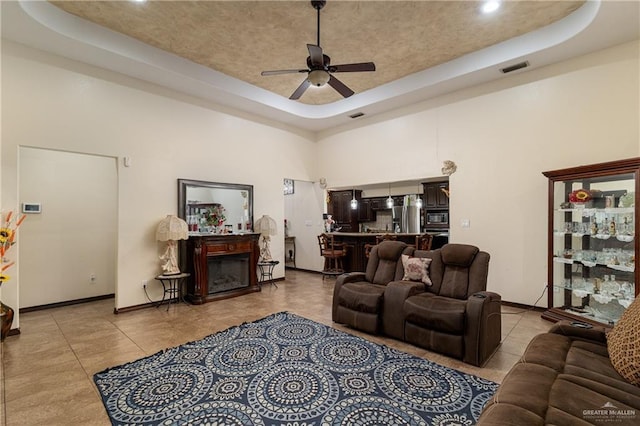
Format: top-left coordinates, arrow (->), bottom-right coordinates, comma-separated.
308,70 -> 330,87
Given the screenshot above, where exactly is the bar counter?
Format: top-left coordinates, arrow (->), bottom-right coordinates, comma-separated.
328,231 -> 448,272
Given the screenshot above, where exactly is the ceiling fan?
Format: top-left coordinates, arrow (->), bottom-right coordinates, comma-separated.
261,0 -> 376,100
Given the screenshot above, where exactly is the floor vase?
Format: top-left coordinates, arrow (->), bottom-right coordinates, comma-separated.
1,301 -> 14,341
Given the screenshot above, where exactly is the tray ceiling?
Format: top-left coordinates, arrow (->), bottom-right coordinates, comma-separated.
50,1 -> 583,105
3,1 -> 638,132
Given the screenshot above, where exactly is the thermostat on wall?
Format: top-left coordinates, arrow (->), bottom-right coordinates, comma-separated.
22,203 -> 42,214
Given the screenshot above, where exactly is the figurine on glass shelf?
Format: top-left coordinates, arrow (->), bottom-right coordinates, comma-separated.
569,188 -> 592,207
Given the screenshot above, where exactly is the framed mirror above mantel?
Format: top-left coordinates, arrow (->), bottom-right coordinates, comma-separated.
177,178 -> 254,234
177,179 -> 260,303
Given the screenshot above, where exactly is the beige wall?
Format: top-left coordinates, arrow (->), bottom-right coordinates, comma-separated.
19,147 -> 117,307
317,40 -> 640,306
1,42 -> 318,328
1,38 -> 638,331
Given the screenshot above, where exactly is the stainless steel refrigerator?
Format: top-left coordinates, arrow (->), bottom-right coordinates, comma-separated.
392,195 -> 421,233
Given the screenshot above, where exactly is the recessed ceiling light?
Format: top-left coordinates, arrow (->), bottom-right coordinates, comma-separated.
481,1 -> 501,14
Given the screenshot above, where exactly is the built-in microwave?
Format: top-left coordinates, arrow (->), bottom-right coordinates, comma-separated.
426,211 -> 449,227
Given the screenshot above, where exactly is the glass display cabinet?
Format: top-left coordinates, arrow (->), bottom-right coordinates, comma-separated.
543,158 -> 639,327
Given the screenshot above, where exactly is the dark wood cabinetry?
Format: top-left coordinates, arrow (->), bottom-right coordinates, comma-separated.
328,190 -> 361,232
183,233 -> 260,304
357,198 -> 376,222
423,181 -> 449,209
369,197 -> 386,210
422,179 -> 450,231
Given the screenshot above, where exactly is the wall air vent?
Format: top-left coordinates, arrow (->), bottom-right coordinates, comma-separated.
349,112 -> 365,119
500,61 -> 530,74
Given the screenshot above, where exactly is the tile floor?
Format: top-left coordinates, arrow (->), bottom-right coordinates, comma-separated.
0,270 -> 552,425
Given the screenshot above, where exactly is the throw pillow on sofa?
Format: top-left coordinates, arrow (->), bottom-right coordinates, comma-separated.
607,296 -> 640,385
401,254 -> 432,285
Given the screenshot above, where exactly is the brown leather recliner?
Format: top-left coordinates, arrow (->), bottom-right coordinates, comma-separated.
402,244 -> 501,366
332,241 -> 413,334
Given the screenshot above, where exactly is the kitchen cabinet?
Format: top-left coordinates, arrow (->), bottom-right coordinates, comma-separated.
423,181 -> 449,209
542,158 -> 639,327
357,198 -> 375,222
327,190 -> 361,232
369,197 -> 388,210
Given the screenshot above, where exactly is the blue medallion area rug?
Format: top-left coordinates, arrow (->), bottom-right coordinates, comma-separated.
94,312 -> 498,425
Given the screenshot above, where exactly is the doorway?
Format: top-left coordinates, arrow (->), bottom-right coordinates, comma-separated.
283,179 -> 325,273
18,147 -> 117,308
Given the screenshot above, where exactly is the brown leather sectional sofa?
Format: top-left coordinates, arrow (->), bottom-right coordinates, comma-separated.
332,241 -> 502,367
478,321 -> 640,425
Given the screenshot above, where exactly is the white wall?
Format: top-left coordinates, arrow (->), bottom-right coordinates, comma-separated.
317,40 -> 640,306
284,180 -> 326,272
1,42 -> 319,328
18,147 -> 117,307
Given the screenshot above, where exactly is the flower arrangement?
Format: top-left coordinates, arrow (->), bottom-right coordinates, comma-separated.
1,211 -> 26,285
569,189 -> 592,203
206,205 -> 226,227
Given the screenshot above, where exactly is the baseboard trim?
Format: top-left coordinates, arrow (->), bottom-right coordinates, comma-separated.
19,294 -> 115,313
114,302 -> 156,314
285,267 -> 323,275
501,300 -> 545,312
6,328 -> 20,337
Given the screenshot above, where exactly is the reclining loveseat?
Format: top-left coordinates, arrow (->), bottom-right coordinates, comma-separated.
332,241 -> 502,366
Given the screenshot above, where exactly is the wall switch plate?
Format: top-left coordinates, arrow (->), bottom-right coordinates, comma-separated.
305,220 -> 313,226
89,273 -> 96,283
461,219 -> 470,228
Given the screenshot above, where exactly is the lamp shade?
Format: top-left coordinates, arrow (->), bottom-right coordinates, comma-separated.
254,215 -> 277,236
156,215 -> 188,241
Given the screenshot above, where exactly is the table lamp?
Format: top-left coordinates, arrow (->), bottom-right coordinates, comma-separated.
254,215 -> 277,261
156,214 -> 188,275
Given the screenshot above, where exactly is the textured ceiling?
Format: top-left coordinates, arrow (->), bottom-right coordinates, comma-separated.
50,0 -> 584,105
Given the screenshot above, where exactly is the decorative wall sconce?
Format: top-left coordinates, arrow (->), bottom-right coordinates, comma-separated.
442,160 -> 457,176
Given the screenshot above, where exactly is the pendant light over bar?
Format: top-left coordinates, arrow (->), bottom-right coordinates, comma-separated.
350,188 -> 358,210
386,184 -> 394,208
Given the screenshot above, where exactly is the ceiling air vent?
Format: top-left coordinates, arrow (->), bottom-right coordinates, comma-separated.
500,61 -> 529,74
349,112 -> 365,119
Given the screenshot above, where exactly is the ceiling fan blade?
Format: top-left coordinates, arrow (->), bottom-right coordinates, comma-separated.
330,62 -> 376,73
261,69 -> 308,76
290,79 -> 312,100
307,44 -> 324,67
328,75 -> 354,98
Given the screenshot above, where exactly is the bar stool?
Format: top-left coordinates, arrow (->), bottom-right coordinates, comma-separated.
375,234 -> 398,244
415,233 -> 434,250
317,234 -> 347,279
